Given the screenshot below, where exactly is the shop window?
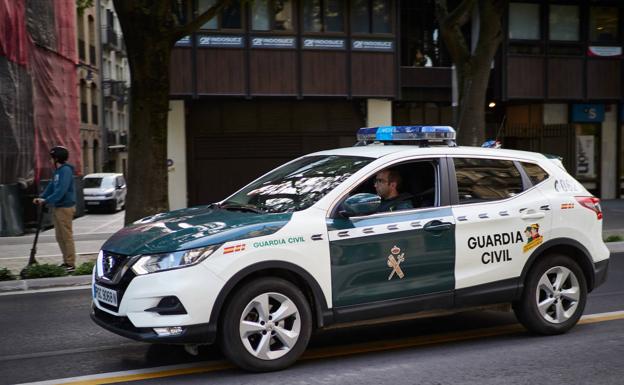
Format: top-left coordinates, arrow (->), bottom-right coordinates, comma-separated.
303,0 -> 344,33
509,3 -> 540,40
252,0 -> 293,31
198,0 -> 241,30
549,5 -> 579,41
589,7 -> 618,43
351,0 -> 391,34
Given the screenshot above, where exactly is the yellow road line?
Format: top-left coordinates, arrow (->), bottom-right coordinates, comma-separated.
60,362 -> 234,385
56,311 -> 624,385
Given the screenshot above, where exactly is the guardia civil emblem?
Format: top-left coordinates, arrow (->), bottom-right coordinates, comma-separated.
523,223 -> 543,253
387,245 -> 405,280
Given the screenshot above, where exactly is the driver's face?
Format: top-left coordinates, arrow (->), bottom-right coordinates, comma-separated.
374,171 -> 392,199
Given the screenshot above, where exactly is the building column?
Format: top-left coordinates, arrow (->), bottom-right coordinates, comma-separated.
366,99 -> 392,127
167,100 -> 188,209
601,104 -> 617,199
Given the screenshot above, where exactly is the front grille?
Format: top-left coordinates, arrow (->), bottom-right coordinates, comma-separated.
99,251 -> 129,280
95,267 -> 136,313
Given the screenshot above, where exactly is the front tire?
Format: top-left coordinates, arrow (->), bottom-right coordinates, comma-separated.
220,277 -> 312,372
514,254 -> 587,335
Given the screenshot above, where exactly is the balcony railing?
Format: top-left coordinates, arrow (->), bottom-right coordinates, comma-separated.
102,26 -> 118,50
102,79 -> 127,101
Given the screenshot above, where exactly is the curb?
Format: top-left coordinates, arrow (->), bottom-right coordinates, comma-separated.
1,242 -> 623,294
0,275 -> 91,293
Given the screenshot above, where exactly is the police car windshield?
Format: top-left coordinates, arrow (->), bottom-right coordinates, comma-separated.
225,155 -> 373,213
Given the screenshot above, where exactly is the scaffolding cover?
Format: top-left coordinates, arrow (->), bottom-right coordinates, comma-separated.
0,0 -> 28,66
31,47 -> 81,183
0,57 -> 34,185
0,0 -> 81,185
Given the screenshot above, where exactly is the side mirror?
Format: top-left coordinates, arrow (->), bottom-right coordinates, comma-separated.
341,193 -> 381,217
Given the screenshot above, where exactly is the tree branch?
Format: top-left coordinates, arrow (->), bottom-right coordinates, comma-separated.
173,0 -> 232,41
445,0 -> 477,28
434,0 -> 473,64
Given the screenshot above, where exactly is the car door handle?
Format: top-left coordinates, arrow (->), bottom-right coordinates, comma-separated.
521,210 -> 545,220
423,220 -> 452,232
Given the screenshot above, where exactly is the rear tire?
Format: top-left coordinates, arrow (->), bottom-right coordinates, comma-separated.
514,254 -> 587,335
220,277 -> 312,372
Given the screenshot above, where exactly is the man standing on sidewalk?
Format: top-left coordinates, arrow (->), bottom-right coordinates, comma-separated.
33,146 -> 77,272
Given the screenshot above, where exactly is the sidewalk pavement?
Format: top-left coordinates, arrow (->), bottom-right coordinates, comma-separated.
0,210 -> 124,274
1,200 -> 624,293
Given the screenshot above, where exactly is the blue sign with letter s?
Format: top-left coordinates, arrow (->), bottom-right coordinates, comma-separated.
571,104 -> 604,123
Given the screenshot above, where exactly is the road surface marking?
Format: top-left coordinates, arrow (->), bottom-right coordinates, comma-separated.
17,310 -> 624,385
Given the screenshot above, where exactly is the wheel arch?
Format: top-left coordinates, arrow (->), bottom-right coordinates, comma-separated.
209,261 -> 331,333
518,238 -> 596,295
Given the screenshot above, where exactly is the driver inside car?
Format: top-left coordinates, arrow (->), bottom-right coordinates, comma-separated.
374,168 -> 413,212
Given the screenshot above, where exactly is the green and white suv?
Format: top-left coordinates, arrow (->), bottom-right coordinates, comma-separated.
91,126 -> 609,371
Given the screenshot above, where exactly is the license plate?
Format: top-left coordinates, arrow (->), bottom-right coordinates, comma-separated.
94,284 -> 118,307
86,201 -> 100,205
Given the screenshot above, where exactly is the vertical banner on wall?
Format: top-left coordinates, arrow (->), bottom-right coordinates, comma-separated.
576,135 -> 595,178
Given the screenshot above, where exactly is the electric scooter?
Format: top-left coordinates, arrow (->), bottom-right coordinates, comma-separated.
27,203 -> 46,266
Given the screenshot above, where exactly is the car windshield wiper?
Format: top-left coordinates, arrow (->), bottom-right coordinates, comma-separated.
216,202 -> 265,214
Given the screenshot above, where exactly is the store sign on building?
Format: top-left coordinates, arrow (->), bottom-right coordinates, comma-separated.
588,46 -> 622,57
302,38 -> 345,50
175,36 -> 192,47
197,35 -> 245,48
251,37 -> 296,49
571,104 -> 604,123
351,40 -> 394,52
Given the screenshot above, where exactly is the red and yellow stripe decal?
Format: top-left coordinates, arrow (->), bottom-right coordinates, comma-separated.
223,243 -> 246,254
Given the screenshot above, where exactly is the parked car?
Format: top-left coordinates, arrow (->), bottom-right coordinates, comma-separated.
83,173 -> 127,213
90,126 -> 609,372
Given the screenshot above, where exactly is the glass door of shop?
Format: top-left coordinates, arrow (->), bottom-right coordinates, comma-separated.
573,123 -> 601,196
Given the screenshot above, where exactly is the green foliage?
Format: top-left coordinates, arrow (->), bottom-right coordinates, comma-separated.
20,264 -> 68,279
0,268 -> 16,281
76,0 -> 94,16
73,261 -> 95,276
605,235 -> 624,243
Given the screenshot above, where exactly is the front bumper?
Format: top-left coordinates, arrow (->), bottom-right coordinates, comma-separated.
91,306 -> 217,344
91,257 -> 226,344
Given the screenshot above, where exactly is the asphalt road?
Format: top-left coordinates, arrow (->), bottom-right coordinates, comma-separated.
0,253 -> 623,385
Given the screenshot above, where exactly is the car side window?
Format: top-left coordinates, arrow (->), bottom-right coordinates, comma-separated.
521,162 -> 549,186
346,159 -> 439,213
454,158 -> 523,203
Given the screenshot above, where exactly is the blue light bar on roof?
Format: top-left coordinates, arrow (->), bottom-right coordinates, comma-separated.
356,126 -> 456,142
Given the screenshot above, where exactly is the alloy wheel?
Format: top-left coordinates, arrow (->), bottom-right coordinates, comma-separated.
535,266 -> 580,324
239,292 -> 301,360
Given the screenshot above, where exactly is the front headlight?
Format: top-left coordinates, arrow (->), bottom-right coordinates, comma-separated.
132,244 -> 221,275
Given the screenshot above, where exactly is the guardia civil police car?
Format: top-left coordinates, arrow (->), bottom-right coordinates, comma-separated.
91,126 -> 609,372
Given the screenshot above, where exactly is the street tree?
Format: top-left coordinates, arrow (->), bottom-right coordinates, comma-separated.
113,0 -> 231,224
434,0 -> 507,146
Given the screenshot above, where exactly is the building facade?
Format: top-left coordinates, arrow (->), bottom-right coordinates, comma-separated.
100,0 -> 130,175
166,0 -> 624,208
497,0 -> 622,199
77,3 -> 103,175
